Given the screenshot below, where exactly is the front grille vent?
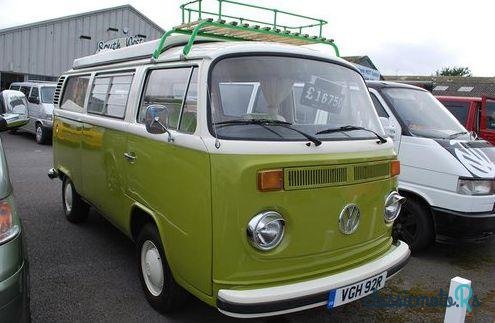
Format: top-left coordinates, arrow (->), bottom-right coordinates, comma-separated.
53,76 -> 66,106
285,166 -> 348,190
354,163 -> 390,182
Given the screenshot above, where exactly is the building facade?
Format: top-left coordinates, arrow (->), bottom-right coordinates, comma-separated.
0,5 -> 164,90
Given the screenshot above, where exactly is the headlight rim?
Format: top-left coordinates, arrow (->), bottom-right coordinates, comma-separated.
457,178 -> 494,196
247,211 -> 286,251
384,191 -> 405,223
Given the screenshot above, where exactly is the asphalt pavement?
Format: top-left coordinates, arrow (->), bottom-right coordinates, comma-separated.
2,131 -> 494,323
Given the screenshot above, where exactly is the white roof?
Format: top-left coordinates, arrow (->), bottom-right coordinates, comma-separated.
72,34 -> 353,71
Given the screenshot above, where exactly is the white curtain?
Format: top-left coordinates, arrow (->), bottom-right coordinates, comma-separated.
260,78 -> 293,121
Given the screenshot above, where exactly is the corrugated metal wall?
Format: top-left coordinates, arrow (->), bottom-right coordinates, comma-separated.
0,6 -> 163,77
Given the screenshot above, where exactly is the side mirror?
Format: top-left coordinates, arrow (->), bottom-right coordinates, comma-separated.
145,105 -> 174,142
0,113 -> 29,132
379,117 -> 396,137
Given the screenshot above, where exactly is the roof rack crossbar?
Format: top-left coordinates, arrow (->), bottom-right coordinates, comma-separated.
152,0 -> 340,60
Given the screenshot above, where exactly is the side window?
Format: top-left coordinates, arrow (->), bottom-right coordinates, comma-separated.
486,101 -> 495,130
138,67 -> 192,130
88,73 -> 133,119
20,86 -> 31,97
218,83 -> 255,116
370,93 -> 389,118
10,85 -> 20,91
29,87 -> 40,103
179,68 -> 198,133
61,75 -> 90,110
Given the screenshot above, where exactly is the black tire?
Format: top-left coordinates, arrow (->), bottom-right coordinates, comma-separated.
62,177 -> 89,223
136,223 -> 187,313
394,197 -> 434,252
35,123 -> 49,145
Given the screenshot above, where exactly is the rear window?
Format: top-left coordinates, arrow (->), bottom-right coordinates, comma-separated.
441,101 -> 470,125
61,75 -> 90,110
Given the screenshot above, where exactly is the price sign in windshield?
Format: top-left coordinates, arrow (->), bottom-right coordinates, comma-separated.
300,78 -> 345,114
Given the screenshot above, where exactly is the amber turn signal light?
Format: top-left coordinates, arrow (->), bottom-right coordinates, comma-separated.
258,169 -> 284,192
391,160 -> 400,177
0,201 -> 12,234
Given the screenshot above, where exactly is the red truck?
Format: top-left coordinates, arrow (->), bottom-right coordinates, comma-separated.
437,95 -> 495,144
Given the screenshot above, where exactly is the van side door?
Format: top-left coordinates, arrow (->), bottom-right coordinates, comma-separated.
27,86 -> 41,131
369,88 -> 402,153
480,96 -> 495,144
81,71 -> 133,228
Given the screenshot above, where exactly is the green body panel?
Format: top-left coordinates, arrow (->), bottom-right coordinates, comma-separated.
209,150 -> 397,292
54,114 -> 398,306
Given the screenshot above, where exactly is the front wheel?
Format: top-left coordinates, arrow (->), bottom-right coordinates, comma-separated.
394,197 -> 434,252
136,224 -> 187,313
35,124 -> 49,145
62,177 -> 89,223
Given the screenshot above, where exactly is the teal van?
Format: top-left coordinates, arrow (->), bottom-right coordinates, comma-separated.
48,3 -> 409,318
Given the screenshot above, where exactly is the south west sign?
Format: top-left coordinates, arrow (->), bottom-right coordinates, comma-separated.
96,35 -> 146,53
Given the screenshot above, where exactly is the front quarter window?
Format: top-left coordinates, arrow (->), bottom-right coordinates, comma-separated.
209,56 -> 383,142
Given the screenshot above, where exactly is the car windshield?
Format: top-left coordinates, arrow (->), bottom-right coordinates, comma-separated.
41,86 -> 55,103
382,88 -> 469,139
209,56 -> 383,142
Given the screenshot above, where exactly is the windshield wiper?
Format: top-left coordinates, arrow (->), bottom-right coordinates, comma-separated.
448,131 -> 468,139
316,125 -> 387,144
214,119 -> 322,146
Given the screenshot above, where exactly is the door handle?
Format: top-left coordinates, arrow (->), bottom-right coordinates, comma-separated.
124,152 -> 136,162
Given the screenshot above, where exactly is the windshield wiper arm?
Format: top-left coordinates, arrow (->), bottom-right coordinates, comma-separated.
213,119 -> 322,146
448,131 -> 468,139
316,125 -> 387,144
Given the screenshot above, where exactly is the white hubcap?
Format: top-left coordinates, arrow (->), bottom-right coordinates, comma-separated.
64,182 -> 73,213
141,240 -> 164,296
36,126 -> 42,141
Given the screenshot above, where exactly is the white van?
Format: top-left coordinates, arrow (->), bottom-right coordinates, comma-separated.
368,81 -> 495,251
9,81 -> 56,144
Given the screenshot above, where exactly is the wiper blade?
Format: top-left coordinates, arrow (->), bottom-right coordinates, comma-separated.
316,125 -> 387,144
448,131 -> 468,139
213,119 -> 322,146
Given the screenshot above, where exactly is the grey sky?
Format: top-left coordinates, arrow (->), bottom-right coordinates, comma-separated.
0,0 -> 492,76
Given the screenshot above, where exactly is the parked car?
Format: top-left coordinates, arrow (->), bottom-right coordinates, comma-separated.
48,34 -> 410,318
0,90 -> 30,322
9,81 -> 57,144
368,81 -> 495,251
437,95 -> 495,145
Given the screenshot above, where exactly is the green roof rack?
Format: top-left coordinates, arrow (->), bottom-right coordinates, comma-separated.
152,0 -> 340,60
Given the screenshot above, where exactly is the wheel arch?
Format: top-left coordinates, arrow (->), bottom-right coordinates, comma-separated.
129,204 -> 160,242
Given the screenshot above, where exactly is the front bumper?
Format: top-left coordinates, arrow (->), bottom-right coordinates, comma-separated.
432,207 -> 495,242
216,240 -> 410,318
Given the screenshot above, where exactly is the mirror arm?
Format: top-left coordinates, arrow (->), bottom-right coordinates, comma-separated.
152,117 -> 174,142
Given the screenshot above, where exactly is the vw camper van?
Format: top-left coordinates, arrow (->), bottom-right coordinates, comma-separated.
368,81 -> 495,251
48,3 -> 409,317
9,81 -> 56,144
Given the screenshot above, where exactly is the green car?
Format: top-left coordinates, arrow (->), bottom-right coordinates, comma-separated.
0,90 -> 30,322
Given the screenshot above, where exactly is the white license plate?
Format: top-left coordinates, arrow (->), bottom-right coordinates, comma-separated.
327,271 -> 387,309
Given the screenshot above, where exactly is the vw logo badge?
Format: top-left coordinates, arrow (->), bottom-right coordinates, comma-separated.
339,204 -> 360,235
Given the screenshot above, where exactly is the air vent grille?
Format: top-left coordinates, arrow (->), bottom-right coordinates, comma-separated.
283,161 -> 392,190
354,163 -> 390,182
285,166 -> 348,190
53,76 -> 66,106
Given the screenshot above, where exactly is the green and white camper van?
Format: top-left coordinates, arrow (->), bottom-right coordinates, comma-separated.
48,1 -> 409,318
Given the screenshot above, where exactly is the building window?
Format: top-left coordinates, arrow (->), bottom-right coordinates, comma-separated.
61,75 -> 90,110
88,72 -> 134,119
433,85 -> 448,91
457,86 -> 474,92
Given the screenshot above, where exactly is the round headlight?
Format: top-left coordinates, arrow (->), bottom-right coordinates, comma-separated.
384,192 -> 406,223
247,211 -> 285,251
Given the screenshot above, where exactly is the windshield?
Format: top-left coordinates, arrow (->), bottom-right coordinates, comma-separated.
382,88 -> 469,139
209,56 -> 383,142
41,86 -> 55,104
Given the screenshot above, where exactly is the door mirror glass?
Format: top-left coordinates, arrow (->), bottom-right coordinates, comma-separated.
145,105 -> 174,142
